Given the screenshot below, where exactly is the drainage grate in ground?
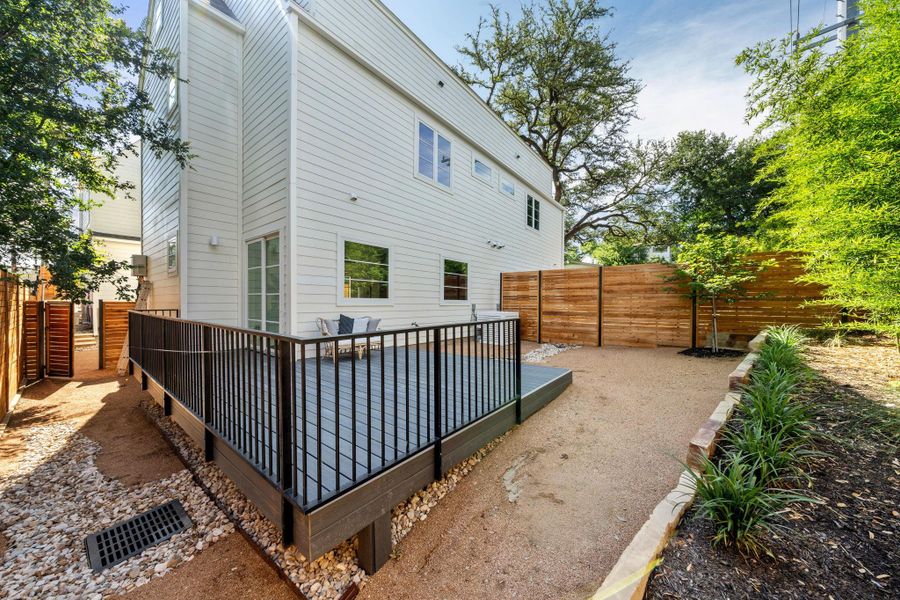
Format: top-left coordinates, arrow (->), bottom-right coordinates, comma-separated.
84,500 -> 193,572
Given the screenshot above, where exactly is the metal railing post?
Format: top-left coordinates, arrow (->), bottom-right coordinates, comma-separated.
515,319 -> 523,424
202,326 -> 214,460
433,327 -> 442,479
277,339 -> 295,546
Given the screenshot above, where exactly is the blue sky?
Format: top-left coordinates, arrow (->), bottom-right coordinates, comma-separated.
119,0 -> 835,140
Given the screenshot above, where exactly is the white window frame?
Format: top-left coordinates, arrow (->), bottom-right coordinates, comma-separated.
337,236 -> 393,306
526,194 -> 541,231
471,155 -> 493,186
440,255 -> 470,305
166,234 -> 177,275
414,118 -> 452,191
499,175 -> 516,198
153,0 -> 163,37
167,67 -> 178,116
245,234 -> 281,333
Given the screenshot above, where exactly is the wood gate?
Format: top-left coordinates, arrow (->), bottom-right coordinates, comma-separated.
23,300 -> 74,381
98,300 -> 136,369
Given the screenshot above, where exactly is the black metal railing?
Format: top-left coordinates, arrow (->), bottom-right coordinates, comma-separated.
128,312 -> 521,515
134,308 -> 181,317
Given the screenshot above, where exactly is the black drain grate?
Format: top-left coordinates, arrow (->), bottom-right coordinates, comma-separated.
84,500 -> 193,572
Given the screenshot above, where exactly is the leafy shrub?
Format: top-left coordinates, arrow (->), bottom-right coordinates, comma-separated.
688,452 -> 814,555
725,420 -> 818,485
740,370 -> 811,443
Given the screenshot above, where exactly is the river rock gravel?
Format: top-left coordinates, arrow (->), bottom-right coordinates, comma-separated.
523,343 -> 579,363
0,422 -> 231,599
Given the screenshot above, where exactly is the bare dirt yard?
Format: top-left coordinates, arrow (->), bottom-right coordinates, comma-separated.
358,345 -> 739,600
0,349 -> 297,599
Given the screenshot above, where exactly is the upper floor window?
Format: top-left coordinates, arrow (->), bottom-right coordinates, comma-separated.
153,1 -> 163,36
167,75 -> 177,113
500,176 -> 515,197
167,235 -> 178,274
417,121 -> 451,188
343,240 -> 390,300
472,157 -> 492,184
442,259 -> 468,301
527,195 -> 541,230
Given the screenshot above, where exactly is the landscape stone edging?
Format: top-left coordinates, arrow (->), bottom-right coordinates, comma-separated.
591,331 -> 767,600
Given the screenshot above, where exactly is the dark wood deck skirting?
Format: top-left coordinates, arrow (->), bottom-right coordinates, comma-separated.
136,361 -> 572,570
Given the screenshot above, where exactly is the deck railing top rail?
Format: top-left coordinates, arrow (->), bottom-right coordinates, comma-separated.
128,312 -> 522,540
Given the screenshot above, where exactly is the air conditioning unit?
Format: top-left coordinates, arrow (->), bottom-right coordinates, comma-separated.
131,254 -> 148,277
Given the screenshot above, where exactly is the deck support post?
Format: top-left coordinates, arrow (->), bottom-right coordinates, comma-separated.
277,340 -> 295,547
357,512 -> 391,575
127,360 -> 134,376
140,372 -> 148,391
433,328 -> 442,479
163,392 -> 172,416
202,327 -> 214,461
515,319 -> 523,424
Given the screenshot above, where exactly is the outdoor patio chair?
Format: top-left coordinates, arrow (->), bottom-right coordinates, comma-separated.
315,316 -> 382,363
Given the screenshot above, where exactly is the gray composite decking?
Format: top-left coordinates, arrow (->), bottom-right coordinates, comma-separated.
206,347 -> 569,509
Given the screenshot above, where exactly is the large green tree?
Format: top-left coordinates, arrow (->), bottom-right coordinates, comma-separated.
662,130 -> 774,239
738,0 -> 900,340
0,0 -> 189,300
455,0 -> 667,244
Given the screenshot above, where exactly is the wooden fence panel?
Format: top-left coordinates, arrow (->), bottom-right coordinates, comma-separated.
23,301 -> 42,383
46,302 -> 73,378
601,264 -> 693,348
99,301 -> 136,369
1,273 -> 25,420
540,268 -> 600,345
500,272 -> 540,342
696,252 -> 836,345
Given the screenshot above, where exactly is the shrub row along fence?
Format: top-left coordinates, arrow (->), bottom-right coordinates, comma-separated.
502,252 -> 835,348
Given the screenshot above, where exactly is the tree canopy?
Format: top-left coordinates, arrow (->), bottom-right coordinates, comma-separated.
738,0 -> 900,338
455,0 -> 667,244
0,0 -> 189,300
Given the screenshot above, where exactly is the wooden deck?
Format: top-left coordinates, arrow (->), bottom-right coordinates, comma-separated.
208,347 -> 569,509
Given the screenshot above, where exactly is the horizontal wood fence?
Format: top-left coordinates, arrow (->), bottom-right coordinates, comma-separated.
1,272 -> 26,420
502,253 -> 834,348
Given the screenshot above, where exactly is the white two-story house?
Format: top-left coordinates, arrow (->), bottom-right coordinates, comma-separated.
140,0 -> 564,336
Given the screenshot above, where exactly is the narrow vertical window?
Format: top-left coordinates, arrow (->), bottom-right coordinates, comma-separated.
153,1 -> 163,35
167,236 -> 177,273
527,195 -> 541,230
167,76 -> 177,113
416,120 -> 451,189
442,259 -> 468,301
247,235 -> 280,332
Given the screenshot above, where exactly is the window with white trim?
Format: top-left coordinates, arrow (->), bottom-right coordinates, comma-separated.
343,240 -> 390,299
526,195 -> 541,230
167,75 -> 177,113
442,259 -> 468,301
417,121 -> 451,188
500,176 -> 515,197
153,0 -> 162,36
247,235 -> 280,332
166,236 -> 177,274
472,157 -> 492,184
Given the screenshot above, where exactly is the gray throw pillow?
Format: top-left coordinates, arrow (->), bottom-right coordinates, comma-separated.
338,314 -> 354,335
366,318 -> 381,332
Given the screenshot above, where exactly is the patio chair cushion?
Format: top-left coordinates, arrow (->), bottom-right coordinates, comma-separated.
366,318 -> 381,332
322,319 -> 339,336
338,314 -> 354,334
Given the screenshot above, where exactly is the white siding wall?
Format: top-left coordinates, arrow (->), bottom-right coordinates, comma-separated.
89,152 -> 142,239
303,0 -> 551,195
182,5 -> 243,323
91,238 -> 142,336
141,0 -> 182,310
226,0 -> 291,237
292,16 -> 564,336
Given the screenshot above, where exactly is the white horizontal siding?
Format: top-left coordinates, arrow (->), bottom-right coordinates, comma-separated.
293,21 -> 564,336
141,0 -> 182,311
183,7 -> 242,324
89,151 -> 142,239
302,0 -> 552,199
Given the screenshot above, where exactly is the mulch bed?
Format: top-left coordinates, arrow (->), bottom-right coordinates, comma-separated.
646,341 -> 899,599
678,348 -> 746,359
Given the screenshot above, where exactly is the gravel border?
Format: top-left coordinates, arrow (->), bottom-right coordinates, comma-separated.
0,422 -> 232,599
141,394 -> 516,600
523,343 -> 579,363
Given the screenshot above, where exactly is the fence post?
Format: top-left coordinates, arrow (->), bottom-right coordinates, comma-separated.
515,319 -> 522,424
690,290 -> 698,349
597,267 -> 603,347
98,300 -> 104,370
433,328 -> 442,479
277,339 -> 295,546
37,301 -> 45,380
202,326 -> 214,461
537,271 -> 543,344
